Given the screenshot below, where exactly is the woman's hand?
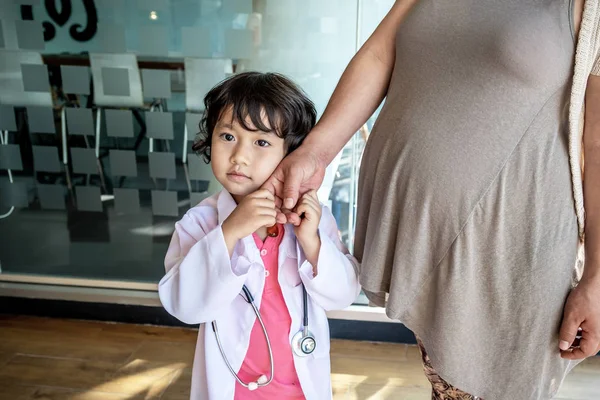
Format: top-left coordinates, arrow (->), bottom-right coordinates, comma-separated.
262,145 -> 327,225
561,76 -> 600,359
559,274 -> 600,359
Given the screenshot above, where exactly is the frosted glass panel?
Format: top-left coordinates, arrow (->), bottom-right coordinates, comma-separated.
222,0 -> 252,14
184,59 -> 231,112
114,188 -> 140,214
71,148 -> 98,175
76,186 -> 103,212
66,108 -> 94,136
243,0 -> 357,116
0,0 -> 385,299
146,112 -> 173,140
105,110 -> 134,138
21,64 -> 50,92
101,67 -> 131,97
0,145 -> 23,171
182,27 -> 212,57
139,25 -> 169,56
0,21 -> 5,49
224,29 -> 252,59
15,21 -> 44,51
98,24 -> 127,53
61,66 -> 91,95
151,190 -> 178,217
37,184 -> 66,210
0,106 -> 17,131
142,69 -> 171,99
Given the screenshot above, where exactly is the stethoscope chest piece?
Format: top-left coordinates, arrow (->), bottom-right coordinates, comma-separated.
291,329 -> 316,357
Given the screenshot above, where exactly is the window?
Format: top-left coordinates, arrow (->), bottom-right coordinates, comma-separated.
0,0 -> 393,298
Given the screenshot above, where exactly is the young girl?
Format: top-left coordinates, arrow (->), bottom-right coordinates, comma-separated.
158,72 -> 361,400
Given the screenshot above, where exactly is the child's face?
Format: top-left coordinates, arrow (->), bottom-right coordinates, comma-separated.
211,107 -> 286,202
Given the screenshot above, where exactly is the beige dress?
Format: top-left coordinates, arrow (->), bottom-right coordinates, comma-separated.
354,1 -> 581,399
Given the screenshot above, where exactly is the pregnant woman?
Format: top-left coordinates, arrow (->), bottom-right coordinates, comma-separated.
264,0 -> 600,398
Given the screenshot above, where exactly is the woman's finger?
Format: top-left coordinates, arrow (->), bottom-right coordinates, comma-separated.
282,163 -> 304,210
261,168 -> 284,200
559,309 -> 582,352
561,333 -> 598,359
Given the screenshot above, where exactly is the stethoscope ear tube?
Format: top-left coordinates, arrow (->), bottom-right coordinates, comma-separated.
212,283 -> 315,390
212,286 -> 274,389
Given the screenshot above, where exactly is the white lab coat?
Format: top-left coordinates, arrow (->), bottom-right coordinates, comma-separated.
158,190 -> 361,400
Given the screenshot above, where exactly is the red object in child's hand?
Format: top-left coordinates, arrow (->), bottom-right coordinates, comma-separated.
267,225 -> 278,237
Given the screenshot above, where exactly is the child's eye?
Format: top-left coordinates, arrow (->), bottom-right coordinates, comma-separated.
220,133 -> 235,142
256,139 -> 271,148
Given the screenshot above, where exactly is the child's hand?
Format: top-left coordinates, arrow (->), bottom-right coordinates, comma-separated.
222,189 -> 277,255
294,190 -> 322,271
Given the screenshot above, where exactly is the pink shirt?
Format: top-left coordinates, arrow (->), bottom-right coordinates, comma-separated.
234,224 -> 305,399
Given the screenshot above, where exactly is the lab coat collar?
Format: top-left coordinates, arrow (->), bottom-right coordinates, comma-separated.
216,190 -> 238,226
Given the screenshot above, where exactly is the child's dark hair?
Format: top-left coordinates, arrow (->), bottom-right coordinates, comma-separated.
191,72 -> 317,162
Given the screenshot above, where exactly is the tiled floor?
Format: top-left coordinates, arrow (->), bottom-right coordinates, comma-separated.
0,315 -> 598,399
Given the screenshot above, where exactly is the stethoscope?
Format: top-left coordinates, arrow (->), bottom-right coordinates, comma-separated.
211,283 -> 316,391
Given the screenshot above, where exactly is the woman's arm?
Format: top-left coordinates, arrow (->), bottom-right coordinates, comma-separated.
583,75 -> 600,278
559,74 -> 600,359
305,0 -> 419,166
263,0 -> 419,214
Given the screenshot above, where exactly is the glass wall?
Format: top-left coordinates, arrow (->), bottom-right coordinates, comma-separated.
0,0 -> 393,296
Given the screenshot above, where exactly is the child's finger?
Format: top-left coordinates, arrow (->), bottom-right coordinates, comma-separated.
299,191 -> 316,203
256,206 -> 277,218
299,194 -> 320,210
295,202 -> 309,219
298,195 -> 319,211
296,201 -> 320,221
275,210 -> 287,224
258,214 -> 277,228
305,190 -> 319,202
251,198 -> 276,210
286,210 -> 302,226
251,189 -> 275,201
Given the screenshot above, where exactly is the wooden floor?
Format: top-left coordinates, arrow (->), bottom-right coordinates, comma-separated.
0,315 -> 598,400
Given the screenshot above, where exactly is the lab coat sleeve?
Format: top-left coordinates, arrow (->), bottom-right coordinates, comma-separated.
297,206 -> 361,311
158,209 -> 251,324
